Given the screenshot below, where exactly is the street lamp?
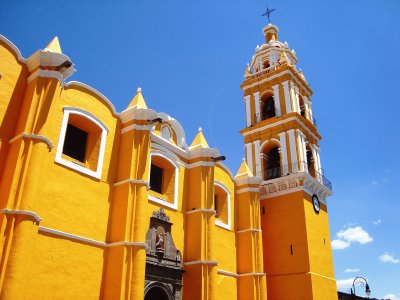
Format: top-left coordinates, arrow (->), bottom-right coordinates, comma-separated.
351,277 -> 371,299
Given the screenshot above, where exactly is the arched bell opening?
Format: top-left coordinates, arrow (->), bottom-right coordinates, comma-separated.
262,60 -> 270,70
260,92 -> 276,121
299,95 -> 306,118
306,147 -> 316,178
144,285 -> 171,300
261,144 -> 281,180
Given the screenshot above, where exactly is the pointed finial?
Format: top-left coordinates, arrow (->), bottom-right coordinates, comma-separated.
137,87 -> 142,93
198,127 -> 202,132
242,158 -> 246,162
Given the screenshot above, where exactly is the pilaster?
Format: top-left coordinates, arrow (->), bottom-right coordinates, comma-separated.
281,81 -> 292,114
272,84 -> 281,116
244,95 -> 251,127
253,92 -> 260,123
287,129 -> 298,172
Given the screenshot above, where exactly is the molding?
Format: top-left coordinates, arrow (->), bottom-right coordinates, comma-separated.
236,187 -> 260,194
1,208 -> 42,222
234,176 -> 263,187
236,228 -> 262,233
38,226 -> 146,248
217,270 -> 238,278
63,81 -> 119,117
186,208 -> 216,215
121,124 -> 154,134
120,106 -> 158,123
27,69 -> 63,83
114,179 -> 150,189
9,132 -> 53,150
266,271 -> 335,282
0,34 -> 26,62
184,260 -> 218,266
186,161 -> 215,169
237,272 -> 266,277
242,69 -> 311,97
241,115 -> 319,142
151,133 -> 189,159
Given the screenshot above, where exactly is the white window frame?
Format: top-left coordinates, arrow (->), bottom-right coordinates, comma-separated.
214,181 -> 231,230
55,107 -> 108,179
148,152 -> 179,210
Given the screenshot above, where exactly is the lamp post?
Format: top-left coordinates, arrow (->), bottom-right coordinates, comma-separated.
351,277 -> 371,299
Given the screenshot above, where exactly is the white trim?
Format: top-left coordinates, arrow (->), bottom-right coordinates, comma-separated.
234,176 -> 262,187
184,260 -> 218,266
186,161 -> 215,169
186,208 -> 216,215
9,132 -> 53,150
272,84 -> 281,116
63,81 -> 119,117
114,179 -> 150,188
259,186 -> 304,200
236,228 -> 262,233
245,143 -> 253,174
236,187 -> 260,194
237,272 -> 266,277
27,69 -> 63,83
308,271 -> 336,281
217,270 -> 238,278
1,208 -> 42,222
214,181 -> 231,230
54,107 -> 108,180
148,152 -> 179,210
244,95 -> 251,127
278,132 -> 289,175
121,124 -> 154,134
0,34 -> 26,62
38,226 -> 146,248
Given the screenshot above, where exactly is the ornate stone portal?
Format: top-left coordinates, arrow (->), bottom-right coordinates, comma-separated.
144,208 -> 184,300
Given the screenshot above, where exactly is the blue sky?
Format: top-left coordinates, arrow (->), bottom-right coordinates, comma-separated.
1,0 -> 399,298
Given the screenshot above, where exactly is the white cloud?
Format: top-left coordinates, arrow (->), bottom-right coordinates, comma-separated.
384,294 -> 400,300
370,180 -> 379,185
379,252 -> 400,264
331,239 -> 350,250
372,219 -> 382,225
344,268 -> 360,273
336,278 -> 354,290
337,226 -> 373,244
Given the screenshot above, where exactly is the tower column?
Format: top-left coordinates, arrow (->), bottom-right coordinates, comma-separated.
290,81 -> 299,113
272,84 -> 281,116
244,95 -> 251,127
278,132 -> 289,175
296,130 -> 307,172
245,142 -> 253,174
287,129 -> 298,172
281,81 -> 292,114
253,140 -> 262,178
253,92 -> 261,122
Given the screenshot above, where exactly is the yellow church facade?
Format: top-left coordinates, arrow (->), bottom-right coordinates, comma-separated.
0,23 -> 336,300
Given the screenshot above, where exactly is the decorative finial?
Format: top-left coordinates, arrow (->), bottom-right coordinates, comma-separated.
242,158 -> 246,162
137,87 -> 142,93
198,127 -> 202,132
261,5 -> 276,24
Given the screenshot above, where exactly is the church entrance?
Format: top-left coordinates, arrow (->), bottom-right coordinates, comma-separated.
144,208 -> 184,300
144,286 -> 170,300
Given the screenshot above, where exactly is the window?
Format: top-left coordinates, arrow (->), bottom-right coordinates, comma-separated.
260,93 -> 276,121
214,182 -> 231,230
262,146 -> 281,180
55,107 -> 108,179
148,153 -> 179,210
150,164 -> 163,194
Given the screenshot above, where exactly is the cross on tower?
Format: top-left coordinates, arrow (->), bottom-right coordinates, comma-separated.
261,6 -> 276,23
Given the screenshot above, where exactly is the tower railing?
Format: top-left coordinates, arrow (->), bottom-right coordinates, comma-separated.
263,161 -> 332,191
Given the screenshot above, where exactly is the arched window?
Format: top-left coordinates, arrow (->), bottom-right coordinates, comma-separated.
148,152 -> 179,210
263,60 -> 270,70
306,147 -> 316,178
214,182 -> 231,230
299,95 -> 306,118
55,107 -> 108,179
260,93 -> 276,121
262,146 -> 281,180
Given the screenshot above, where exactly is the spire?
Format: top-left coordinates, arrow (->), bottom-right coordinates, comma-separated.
235,158 -> 254,178
189,127 -> 209,149
262,24 -> 279,43
44,36 -> 62,53
127,87 -> 148,109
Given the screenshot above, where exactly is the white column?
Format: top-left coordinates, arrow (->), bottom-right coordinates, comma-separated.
245,143 -> 253,174
281,81 -> 292,114
290,81 -> 298,113
287,129 -> 298,173
303,95 -> 310,120
294,85 -> 301,114
306,97 -> 314,123
311,144 -> 322,182
296,130 -> 307,172
253,140 -> 262,178
272,84 -> 281,116
278,132 -> 289,175
244,95 -> 251,127
254,92 -> 260,122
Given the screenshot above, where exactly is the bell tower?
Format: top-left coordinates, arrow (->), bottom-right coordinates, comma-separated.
240,24 -> 337,300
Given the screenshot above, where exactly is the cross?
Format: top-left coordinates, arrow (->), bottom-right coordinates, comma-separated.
261,6 -> 276,24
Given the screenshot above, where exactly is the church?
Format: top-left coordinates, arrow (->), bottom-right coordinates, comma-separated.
0,22 -> 337,300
